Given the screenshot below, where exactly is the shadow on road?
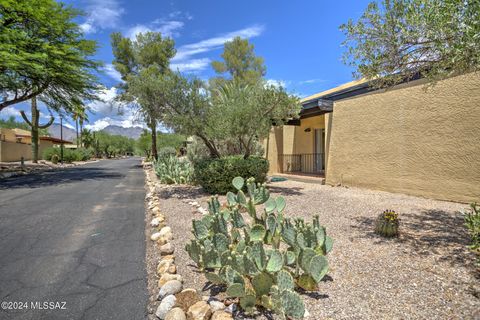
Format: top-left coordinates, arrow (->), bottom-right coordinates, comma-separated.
0,166 -> 124,190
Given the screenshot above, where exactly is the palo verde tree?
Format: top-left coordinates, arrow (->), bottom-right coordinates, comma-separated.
340,0 -> 480,87
0,0 -> 100,112
110,31 -> 176,160
20,97 -> 54,163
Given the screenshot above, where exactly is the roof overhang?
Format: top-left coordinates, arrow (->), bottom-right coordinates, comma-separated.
39,136 -> 73,144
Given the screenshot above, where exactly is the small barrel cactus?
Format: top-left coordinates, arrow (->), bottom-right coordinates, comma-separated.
375,209 -> 399,237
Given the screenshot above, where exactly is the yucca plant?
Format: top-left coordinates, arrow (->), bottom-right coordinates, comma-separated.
185,177 -> 333,319
154,155 -> 193,184
375,209 -> 399,237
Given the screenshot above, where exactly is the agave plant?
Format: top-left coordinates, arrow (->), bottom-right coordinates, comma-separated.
185,177 -> 333,319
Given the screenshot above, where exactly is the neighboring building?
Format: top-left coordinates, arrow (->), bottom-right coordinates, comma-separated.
0,128 -> 72,162
265,72 -> 480,203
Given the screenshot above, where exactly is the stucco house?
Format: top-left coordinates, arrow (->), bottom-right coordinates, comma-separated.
265,72 -> 480,203
0,128 -> 72,162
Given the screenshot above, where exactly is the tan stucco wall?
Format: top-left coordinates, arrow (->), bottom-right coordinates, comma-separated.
326,72 -> 480,203
0,141 -> 32,162
0,140 -> 55,162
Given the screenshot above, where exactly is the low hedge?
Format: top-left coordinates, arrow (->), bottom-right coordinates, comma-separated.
194,156 -> 269,194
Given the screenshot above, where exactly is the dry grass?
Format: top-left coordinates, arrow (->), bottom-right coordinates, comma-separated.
155,180 -> 480,319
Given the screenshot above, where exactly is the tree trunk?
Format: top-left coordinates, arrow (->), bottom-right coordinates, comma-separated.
75,119 -> 79,148
197,134 -> 221,158
31,98 -> 39,163
150,118 -> 158,161
79,119 -> 83,148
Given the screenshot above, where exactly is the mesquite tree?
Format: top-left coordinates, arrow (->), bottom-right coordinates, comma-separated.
340,0 -> 480,87
0,0 -> 100,112
20,97 -> 54,163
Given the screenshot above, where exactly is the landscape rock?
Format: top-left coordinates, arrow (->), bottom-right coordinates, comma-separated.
155,295 -> 177,319
208,300 -> 226,313
224,304 -> 236,314
165,307 -> 187,320
158,273 -> 183,286
211,311 -> 233,320
150,232 -> 162,241
160,243 -> 174,255
157,259 -> 174,275
151,217 -> 162,227
175,288 -> 201,311
197,207 -> 208,215
187,301 -> 212,320
158,280 -> 183,300
152,207 -> 161,215
159,226 -> 173,240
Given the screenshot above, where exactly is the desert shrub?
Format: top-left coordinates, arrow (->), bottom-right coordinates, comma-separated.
51,154 -> 59,164
158,146 -> 177,159
154,155 -> 193,184
464,203 -> 480,251
194,156 -> 269,194
42,147 -> 92,163
374,209 -> 399,237
42,147 -> 60,161
185,177 -> 333,318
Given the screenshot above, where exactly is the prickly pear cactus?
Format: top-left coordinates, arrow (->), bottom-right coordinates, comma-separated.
374,209 -> 399,237
185,177 -> 334,318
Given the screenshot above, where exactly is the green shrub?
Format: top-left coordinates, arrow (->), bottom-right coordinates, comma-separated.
464,203 -> 480,251
158,146 -> 177,159
194,156 -> 269,194
51,154 -> 59,164
374,209 -> 400,237
185,177 -> 333,318
42,147 -> 60,161
154,155 -> 193,184
42,147 -> 92,163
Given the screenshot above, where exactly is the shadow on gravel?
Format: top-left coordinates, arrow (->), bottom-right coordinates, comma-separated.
0,166 -> 124,189
267,185 -> 305,196
351,209 -> 474,268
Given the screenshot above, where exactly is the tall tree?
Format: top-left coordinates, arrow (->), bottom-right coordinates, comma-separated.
0,0 -> 100,111
20,97 -> 54,163
110,31 -> 176,160
211,37 -> 266,86
340,0 -> 480,87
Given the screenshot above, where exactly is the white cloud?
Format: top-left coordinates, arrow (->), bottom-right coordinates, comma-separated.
170,58 -> 211,72
103,64 -> 123,83
84,87 -> 145,131
172,25 -> 265,62
126,15 -> 188,40
80,0 -> 124,34
0,106 -> 21,118
299,78 -> 325,85
266,79 -> 289,88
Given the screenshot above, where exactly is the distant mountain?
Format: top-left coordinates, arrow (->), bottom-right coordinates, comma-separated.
48,124 -> 77,142
47,124 -> 144,141
101,125 -> 143,139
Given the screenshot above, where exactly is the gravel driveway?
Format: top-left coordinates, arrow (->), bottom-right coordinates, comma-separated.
155,180 -> 479,319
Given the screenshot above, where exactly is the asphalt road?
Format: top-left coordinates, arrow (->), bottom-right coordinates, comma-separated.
0,158 -> 148,320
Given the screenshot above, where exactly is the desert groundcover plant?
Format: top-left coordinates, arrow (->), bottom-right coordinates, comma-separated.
186,177 -> 333,319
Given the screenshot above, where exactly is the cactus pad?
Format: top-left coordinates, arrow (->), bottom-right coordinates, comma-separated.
281,289 -> 305,319
252,272 -> 273,296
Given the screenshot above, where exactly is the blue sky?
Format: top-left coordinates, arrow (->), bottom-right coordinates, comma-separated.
0,0 -> 371,132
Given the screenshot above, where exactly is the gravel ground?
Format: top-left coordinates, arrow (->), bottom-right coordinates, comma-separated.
155,180 -> 479,319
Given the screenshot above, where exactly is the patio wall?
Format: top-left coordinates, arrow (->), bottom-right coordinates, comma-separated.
326,72 -> 480,203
